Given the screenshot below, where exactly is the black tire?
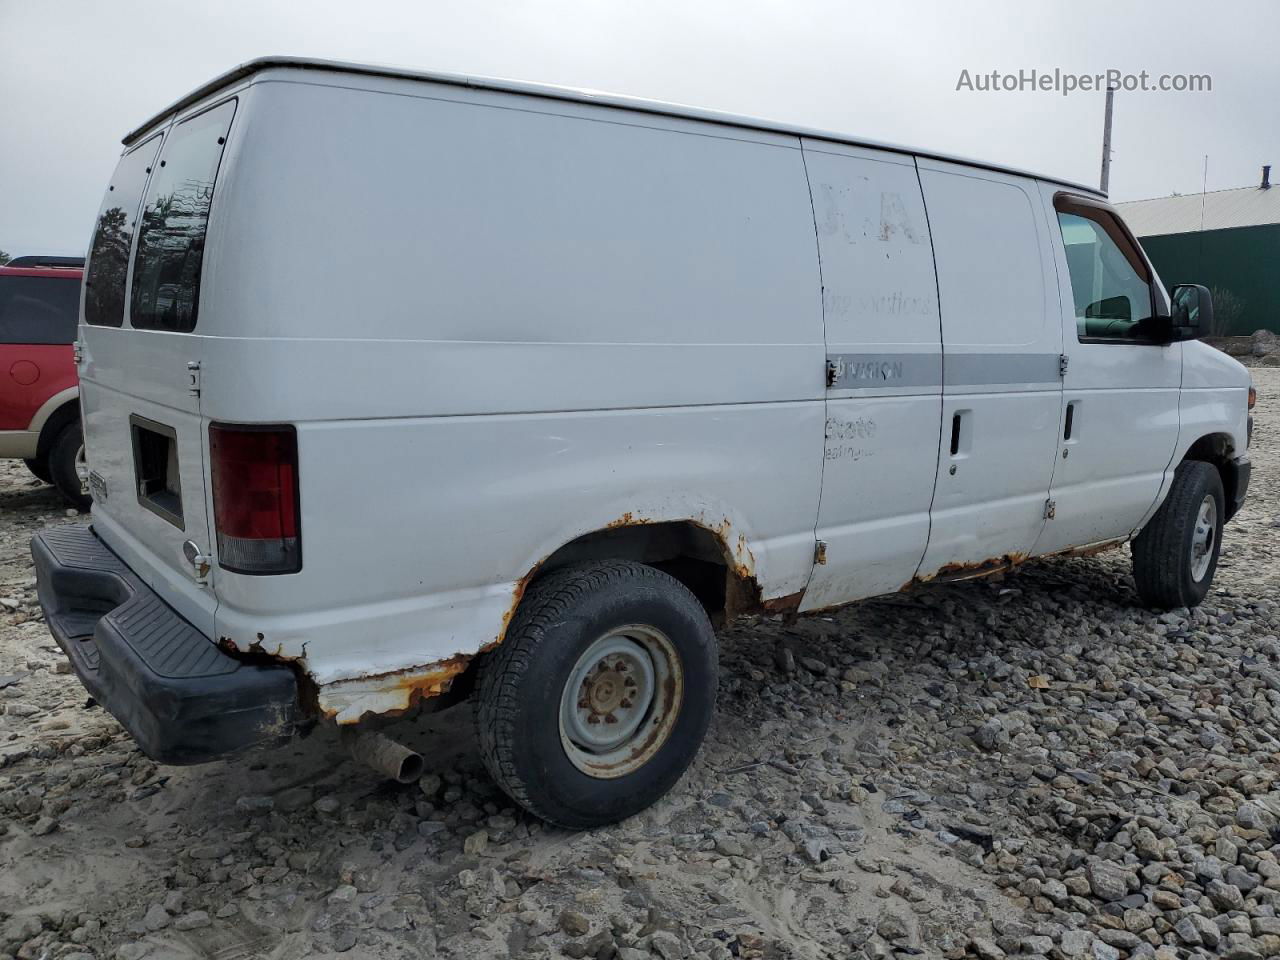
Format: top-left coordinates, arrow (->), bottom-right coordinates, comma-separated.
48,422 -> 90,511
476,560 -> 717,829
23,457 -> 52,484
1132,460 -> 1224,609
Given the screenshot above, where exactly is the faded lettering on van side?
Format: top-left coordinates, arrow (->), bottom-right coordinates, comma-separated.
826,353 -> 943,390
824,290 -> 938,320
879,192 -> 921,243
826,416 -> 877,440
817,182 -> 858,243
824,416 -> 878,461
816,186 -> 922,248
827,355 -> 902,385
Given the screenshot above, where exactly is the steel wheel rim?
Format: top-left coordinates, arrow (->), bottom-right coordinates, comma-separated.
558,625 -> 683,779
1190,494 -> 1217,582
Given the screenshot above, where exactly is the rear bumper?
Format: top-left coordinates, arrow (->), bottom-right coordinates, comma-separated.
31,524 -> 298,764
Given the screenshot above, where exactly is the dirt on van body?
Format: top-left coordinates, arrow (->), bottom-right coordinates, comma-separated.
0,371 -> 1277,960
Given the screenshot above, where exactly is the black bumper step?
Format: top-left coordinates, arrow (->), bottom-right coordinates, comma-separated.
31,525 -> 298,764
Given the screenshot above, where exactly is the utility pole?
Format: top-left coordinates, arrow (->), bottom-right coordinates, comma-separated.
1100,84 -> 1116,194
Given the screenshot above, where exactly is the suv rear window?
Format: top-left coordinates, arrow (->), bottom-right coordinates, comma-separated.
0,276 -> 80,344
130,99 -> 236,332
84,135 -> 163,327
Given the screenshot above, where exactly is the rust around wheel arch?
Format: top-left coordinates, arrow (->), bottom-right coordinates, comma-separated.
301,514 -> 795,725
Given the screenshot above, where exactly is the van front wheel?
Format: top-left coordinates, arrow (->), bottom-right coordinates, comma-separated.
1132,460 -> 1224,609
476,560 -> 717,829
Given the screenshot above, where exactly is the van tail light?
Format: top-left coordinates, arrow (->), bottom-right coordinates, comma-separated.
1248,385 -> 1257,410
209,424 -> 301,574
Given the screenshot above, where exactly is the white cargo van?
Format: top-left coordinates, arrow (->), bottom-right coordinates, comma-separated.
34,58 -> 1254,828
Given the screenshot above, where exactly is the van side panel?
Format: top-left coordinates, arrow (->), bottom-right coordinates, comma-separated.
203,74 -> 826,708
797,141 -> 943,609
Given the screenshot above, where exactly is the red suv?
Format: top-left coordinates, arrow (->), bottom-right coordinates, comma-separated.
0,256 -> 88,507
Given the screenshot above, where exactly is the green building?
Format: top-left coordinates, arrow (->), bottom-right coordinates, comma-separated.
1116,167 -> 1280,335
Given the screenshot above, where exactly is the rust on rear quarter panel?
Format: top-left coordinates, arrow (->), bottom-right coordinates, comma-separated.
314,552 -> 549,725
304,513 -> 784,725
318,642 -> 503,726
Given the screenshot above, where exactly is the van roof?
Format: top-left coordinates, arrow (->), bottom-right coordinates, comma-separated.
124,56 -> 1105,198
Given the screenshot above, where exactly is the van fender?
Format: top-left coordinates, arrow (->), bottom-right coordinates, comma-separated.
576,497 -> 761,578
1134,414 -> 1247,534
313,496 -> 769,726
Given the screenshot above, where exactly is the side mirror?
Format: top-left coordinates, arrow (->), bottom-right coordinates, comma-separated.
1169,283 -> 1213,341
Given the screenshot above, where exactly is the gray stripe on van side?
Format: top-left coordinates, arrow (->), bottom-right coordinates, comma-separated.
826,352 -> 1061,390
826,353 -> 943,389
943,353 -> 1061,387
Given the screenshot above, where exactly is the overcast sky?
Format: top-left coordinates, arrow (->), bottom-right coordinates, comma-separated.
2,0 -> 1276,256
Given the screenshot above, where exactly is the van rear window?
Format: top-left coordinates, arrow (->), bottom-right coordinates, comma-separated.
130,99 -> 236,333
0,276 -> 80,344
84,135 -> 163,327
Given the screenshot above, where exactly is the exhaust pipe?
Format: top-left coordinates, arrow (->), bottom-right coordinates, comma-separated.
342,729 -> 424,784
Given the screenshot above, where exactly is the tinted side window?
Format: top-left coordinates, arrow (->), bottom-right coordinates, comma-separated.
0,277 -> 81,344
85,135 -> 163,327
131,99 -> 236,332
1056,205 -> 1156,342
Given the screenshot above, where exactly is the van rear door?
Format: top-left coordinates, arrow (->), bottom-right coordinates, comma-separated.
80,99 -> 238,637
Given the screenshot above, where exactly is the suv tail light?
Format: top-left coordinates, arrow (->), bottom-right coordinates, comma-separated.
209,424 -> 301,574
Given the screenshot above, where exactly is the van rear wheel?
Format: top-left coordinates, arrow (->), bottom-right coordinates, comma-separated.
476,560 -> 717,829
48,422 -> 90,511
1132,460 -> 1224,609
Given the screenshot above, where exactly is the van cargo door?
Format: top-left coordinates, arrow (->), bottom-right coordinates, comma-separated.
79,99 -> 238,637
798,141 -> 944,609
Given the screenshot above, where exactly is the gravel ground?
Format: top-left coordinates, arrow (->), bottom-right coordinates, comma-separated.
0,369 -> 1277,960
